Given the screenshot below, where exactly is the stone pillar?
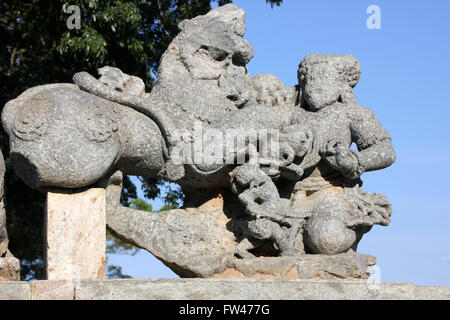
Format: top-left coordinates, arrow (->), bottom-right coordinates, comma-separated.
0,150 -> 21,281
0,254 -> 20,281
45,188 -> 106,280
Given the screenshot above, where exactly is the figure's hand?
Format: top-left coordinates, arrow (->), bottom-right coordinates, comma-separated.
258,158 -> 281,177
335,143 -> 357,172
279,163 -> 304,181
326,140 -> 362,179
255,209 -> 289,225
279,142 -> 295,166
246,204 -> 260,217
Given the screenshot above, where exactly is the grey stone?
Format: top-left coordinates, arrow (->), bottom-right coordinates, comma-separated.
414,286 -> 450,300
71,279 -> 447,300
212,251 -> 375,280
1,4 -> 397,279
0,151 -> 20,281
251,74 -> 298,106
0,281 -> 31,300
2,84 -> 166,189
0,279 -> 447,300
0,255 -> 20,281
45,188 -> 106,280
105,172 -> 236,278
31,280 -> 75,300
0,151 -> 7,257
296,250 -> 376,279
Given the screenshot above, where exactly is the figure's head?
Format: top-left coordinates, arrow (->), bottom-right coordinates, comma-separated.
151,4 -> 256,130
233,164 -> 266,189
176,4 -> 254,107
298,54 -> 361,110
251,74 -> 297,107
283,126 -> 313,158
279,125 -> 313,166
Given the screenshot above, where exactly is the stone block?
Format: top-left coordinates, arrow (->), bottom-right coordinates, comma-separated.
45,188 -> 106,280
32,280 -> 75,300
0,279 -> 448,300
73,279 -> 422,300
0,282 -> 31,300
414,286 -> 450,300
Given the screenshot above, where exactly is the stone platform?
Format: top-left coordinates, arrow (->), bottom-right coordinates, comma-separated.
0,279 -> 449,300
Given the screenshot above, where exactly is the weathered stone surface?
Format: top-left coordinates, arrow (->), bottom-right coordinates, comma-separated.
224,257 -> 300,279
296,250 -> 376,279
0,281 -> 31,300
72,279 -> 448,300
414,286 -> 450,300
251,74 -> 297,107
0,152 -> 8,257
211,251 -> 375,280
107,171 -> 377,280
0,151 -> 20,282
0,152 -> 7,257
2,84 -> 166,190
0,255 -> 20,281
31,280 -> 75,300
0,279 -> 447,300
101,5 -> 395,278
45,188 -> 106,280
106,178 -> 236,278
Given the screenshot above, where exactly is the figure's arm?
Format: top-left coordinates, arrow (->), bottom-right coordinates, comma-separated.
238,189 -> 259,213
325,106 -> 396,180
73,71 -> 176,152
237,185 -> 287,223
350,106 -> 396,173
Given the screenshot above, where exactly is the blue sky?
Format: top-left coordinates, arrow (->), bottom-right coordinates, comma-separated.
108,0 -> 450,286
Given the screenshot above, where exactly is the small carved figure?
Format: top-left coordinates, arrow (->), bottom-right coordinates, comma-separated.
231,162 -> 308,257
259,124 -> 314,181
251,74 -> 297,107
290,54 -> 396,254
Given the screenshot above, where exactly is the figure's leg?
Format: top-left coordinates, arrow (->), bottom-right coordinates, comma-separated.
249,218 -> 296,256
303,188 -> 357,255
99,171 -> 238,278
235,238 -> 257,259
282,219 -> 306,256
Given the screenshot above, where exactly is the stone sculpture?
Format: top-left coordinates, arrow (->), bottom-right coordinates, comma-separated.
0,152 -> 20,281
1,4 -> 395,279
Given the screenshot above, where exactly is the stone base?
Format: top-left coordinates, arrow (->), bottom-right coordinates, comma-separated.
107,191 -> 377,280
45,188 -> 106,280
0,279 -> 449,300
212,251 -> 375,280
0,255 -> 20,281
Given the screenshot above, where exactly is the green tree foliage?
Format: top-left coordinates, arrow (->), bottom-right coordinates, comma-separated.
266,0 -> 282,8
130,198 -> 153,212
106,265 -> 132,279
0,0 -> 282,280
